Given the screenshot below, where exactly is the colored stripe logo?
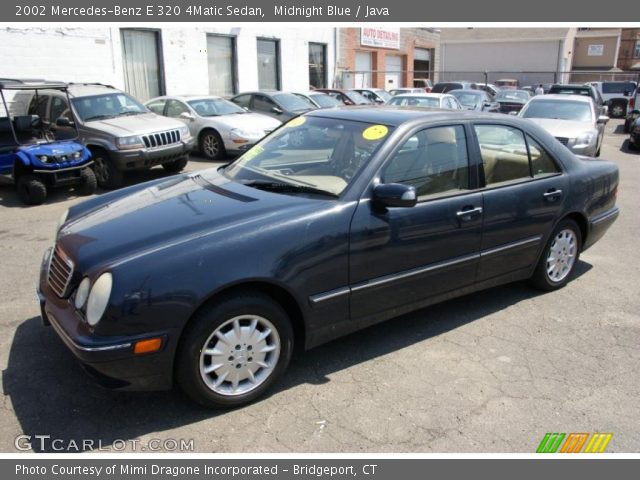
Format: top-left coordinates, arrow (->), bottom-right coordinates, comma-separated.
537,433 -> 612,453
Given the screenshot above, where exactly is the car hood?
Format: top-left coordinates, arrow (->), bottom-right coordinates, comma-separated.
58,169 -> 328,270
526,118 -> 594,138
19,140 -> 84,156
82,112 -> 184,136
202,112 -> 281,131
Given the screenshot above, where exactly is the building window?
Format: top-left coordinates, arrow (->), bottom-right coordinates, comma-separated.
257,39 -> 280,90
308,43 -> 327,89
121,29 -> 164,101
207,35 -> 236,97
635,40 -> 640,58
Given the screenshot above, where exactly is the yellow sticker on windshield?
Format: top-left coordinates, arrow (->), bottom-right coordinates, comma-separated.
241,145 -> 263,161
362,125 -> 388,141
286,117 -> 306,127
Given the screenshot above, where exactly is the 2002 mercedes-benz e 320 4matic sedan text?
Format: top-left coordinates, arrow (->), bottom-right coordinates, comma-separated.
38,107 -> 619,408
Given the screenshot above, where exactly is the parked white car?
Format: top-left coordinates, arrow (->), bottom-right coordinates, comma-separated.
146,95 -> 281,160
387,93 -> 463,110
519,94 -> 608,157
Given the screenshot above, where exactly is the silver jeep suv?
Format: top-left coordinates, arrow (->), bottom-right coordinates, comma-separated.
18,83 -> 194,188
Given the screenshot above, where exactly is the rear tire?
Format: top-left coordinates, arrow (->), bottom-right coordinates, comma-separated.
529,219 -> 581,291
162,157 -> 188,173
91,149 -> 123,189
77,167 -> 97,196
176,292 -> 294,408
16,174 -> 47,205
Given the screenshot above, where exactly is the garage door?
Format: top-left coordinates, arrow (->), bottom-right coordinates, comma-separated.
355,52 -> 372,88
385,55 -> 402,90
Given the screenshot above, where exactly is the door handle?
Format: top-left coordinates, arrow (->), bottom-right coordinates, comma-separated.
456,206 -> 483,221
543,189 -> 563,201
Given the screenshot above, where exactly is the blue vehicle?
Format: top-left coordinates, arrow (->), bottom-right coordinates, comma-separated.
0,79 -> 96,205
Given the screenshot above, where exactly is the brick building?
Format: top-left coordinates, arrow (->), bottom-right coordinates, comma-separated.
617,28 -> 640,70
336,28 -> 440,90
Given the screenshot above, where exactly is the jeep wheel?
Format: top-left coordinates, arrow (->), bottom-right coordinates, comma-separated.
17,174 -> 47,205
77,168 -> 98,196
92,150 -> 123,189
200,130 -> 226,160
162,157 -> 188,173
609,102 -> 626,119
176,292 -> 294,408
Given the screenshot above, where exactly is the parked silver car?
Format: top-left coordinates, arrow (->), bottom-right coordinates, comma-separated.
146,95 -> 281,160
387,93 -> 463,109
519,94 -> 609,157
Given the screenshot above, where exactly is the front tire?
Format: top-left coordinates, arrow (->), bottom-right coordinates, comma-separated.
162,157 -> 188,173
17,174 -> 47,205
200,130 -> 226,160
92,149 -> 123,189
529,219 -> 581,291
176,292 -> 294,408
77,167 -> 97,196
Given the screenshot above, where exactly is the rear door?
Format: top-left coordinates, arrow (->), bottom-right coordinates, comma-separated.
472,123 -> 567,282
349,123 -> 484,320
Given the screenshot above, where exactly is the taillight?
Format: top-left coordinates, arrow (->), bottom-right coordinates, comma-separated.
630,97 -> 635,109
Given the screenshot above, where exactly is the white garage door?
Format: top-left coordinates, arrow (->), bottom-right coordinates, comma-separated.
385,55 -> 402,90
355,52 -> 372,88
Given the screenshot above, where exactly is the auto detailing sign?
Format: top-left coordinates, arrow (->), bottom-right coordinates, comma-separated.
361,27 -> 400,49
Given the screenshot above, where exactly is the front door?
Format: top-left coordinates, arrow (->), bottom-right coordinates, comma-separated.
349,124 -> 483,321
472,123 -> 567,282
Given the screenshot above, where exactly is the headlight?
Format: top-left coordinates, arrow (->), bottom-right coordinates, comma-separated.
178,125 -> 190,138
72,151 -> 82,160
116,135 -> 144,150
86,272 -> 113,327
574,132 -> 596,146
39,155 -> 50,163
74,277 -> 91,310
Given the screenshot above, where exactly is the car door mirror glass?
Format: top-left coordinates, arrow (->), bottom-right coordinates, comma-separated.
597,115 -> 610,124
55,117 -> 73,127
271,107 -> 283,114
373,183 -> 417,208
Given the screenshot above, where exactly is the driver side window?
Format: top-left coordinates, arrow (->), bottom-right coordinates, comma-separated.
166,100 -> 189,118
382,125 -> 470,198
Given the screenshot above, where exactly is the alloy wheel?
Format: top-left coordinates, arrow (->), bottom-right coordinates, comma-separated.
546,229 -> 577,282
203,134 -> 220,158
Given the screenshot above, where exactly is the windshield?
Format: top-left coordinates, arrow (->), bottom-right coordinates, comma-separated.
496,90 -> 529,102
451,91 -> 481,107
602,82 -> 636,94
521,100 -> 593,122
273,93 -> 315,112
71,93 -> 147,121
308,94 -> 341,108
374,90 -> 392,102
388,96 -> 440,108
187,98 -> 245,116
345,91 -> 371,104
550,87 -> 591,98
223,116 -> 393,197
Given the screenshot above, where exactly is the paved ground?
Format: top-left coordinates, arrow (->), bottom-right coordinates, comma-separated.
0,123 -> 638,453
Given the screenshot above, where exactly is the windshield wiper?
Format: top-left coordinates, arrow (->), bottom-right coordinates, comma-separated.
83,114 -> 115,121
241,180 -> 338,198
118,111 -> 144,116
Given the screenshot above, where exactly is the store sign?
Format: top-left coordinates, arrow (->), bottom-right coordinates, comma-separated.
360,28 -> 400,49
587,44 -> 604,56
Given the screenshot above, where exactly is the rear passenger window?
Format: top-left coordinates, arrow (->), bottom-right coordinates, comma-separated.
28,95 -> 49,119
146,99 -> 166,115
382,125 -> 469,197
50,97 -> 69,121
527,135 -> 560,177
232,94 -> 251,108
474,125 -> 530,185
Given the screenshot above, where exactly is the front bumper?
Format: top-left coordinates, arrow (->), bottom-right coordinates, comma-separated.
110,138 -> 195,170
32,161 -> 93,186
38,248 -> 175,391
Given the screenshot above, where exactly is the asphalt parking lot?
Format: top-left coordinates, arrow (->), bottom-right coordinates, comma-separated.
0,121 -> 638,453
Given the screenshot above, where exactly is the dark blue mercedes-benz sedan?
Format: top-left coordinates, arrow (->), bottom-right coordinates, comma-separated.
38,107 -> 619,408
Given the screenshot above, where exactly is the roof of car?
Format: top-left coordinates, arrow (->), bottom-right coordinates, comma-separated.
150,95 -> 225,102
450,89 -> 484,94
528,94 -> 594,103
550,84 -> 592,90
305,105 -> 509,127
391,93 -> 448,98
0,78 -> 68,90
66,83 -> 121,97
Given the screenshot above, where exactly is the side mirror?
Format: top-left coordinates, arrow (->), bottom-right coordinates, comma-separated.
597,115 -> 610,124
55,117 -> 73,127
271,107 -> 283,115
373,183 -> 417,208
179,112 -> 195,121
508,111 -> 518,116
375,98 -> 385,104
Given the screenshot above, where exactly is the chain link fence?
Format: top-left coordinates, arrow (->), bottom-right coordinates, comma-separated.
338,70 -> 640,89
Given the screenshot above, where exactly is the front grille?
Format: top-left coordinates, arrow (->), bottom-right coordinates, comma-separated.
141,130 -> 181,149
48,246 -> 74,298
555,137 -> 570,146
